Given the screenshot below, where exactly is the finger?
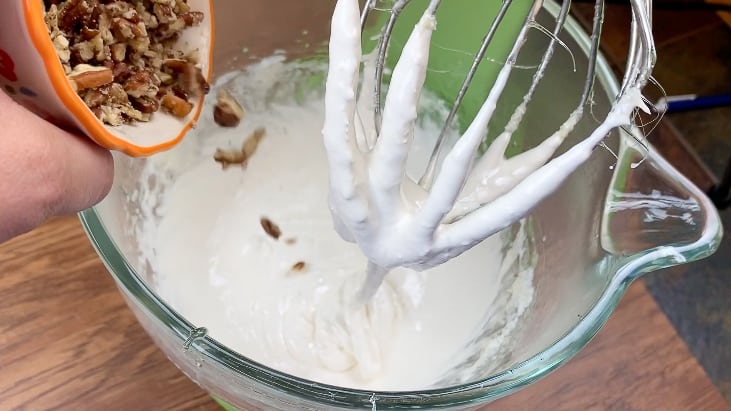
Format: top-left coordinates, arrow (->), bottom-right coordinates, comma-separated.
0,92 -> 113,241
51,128 -> 114,216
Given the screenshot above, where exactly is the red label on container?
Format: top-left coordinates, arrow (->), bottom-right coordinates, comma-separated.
0,49 -> 18,82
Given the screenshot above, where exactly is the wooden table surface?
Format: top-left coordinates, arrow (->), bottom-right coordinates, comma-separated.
0,215 -> 728,411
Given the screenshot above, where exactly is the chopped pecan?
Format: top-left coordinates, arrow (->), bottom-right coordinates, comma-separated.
155,19 -> 186,41
80,28 -> 100,40
82,83 -> 129,107
181,11 -> 204,26
181,65 -> 208,96
68,64 -> 114,91
128,36 -> 151,53
174,0 -> 191,14
260,217 -> 282,240
117,104 -> 148,122
171,84 -> 189,100
82,88 -> 108,107
59,0 -> 98,33
214,128 -> 266,169
110,43 -> 127,62
290,261 -> 307,273
106,82 -> 129,104
242,128 -> 266,158
161,94 -> 193,118
72,34 -> 105,62
53,35 -> 72,64
98,104 -> 126,126
152,3 -> 176,24
105,1 -> 133,18
132,96 -> 160,113
112,61 -> 131,81
162,59 -> 208,96
111,17 -> 140,39
134,3 -> 159,28
160,58 -> 187,71
213,89 -> 245,128
123,70 -> 159,98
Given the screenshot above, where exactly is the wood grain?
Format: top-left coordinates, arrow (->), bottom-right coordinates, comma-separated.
0,216 -> 727,410
0,217 -> 216,411
491,281 -> 730,411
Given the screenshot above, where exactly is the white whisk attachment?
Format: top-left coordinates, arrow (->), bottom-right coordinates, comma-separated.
322,0 -> 656,297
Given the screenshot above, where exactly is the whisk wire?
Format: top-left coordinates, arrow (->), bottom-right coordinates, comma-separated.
580,0 -> 604,106
621,0 -> 655,96
418,0 -> 516,189
498,0 -> 573,132
361,0 -> 378,29
372,0 -> 412,135
370,0 -> 445,137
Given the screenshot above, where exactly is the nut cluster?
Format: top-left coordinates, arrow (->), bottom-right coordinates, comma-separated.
44,0 -> 210,126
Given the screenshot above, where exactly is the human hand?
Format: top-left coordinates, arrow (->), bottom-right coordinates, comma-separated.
0,90 -> 113,243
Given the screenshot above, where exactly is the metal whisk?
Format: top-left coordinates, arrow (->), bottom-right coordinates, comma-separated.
322,0 -> 656,291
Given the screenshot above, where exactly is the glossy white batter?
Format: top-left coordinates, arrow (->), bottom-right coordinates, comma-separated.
133,58 -> 535,390
125,0 -> 653,394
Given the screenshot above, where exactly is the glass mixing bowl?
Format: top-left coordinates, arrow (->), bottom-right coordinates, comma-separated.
80,1 -> 723,409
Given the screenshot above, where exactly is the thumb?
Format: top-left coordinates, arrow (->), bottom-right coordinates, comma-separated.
0,91 -> 113,242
